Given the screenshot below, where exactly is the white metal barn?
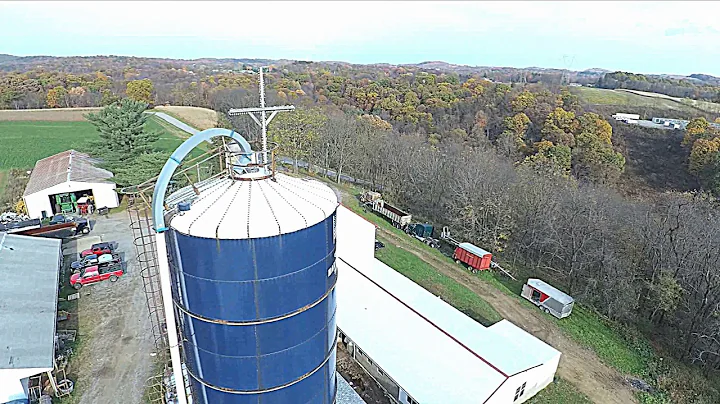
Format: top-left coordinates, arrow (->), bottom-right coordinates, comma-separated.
0,234 -> 62,403
23,150 -> 119,219
335,206 -> 561,404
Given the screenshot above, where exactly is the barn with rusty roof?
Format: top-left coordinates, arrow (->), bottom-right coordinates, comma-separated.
22,150 -> 119,219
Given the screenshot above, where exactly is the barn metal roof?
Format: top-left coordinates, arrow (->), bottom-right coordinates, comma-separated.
358,258 -> 560,374
24,150 -> 114,196
336,374 -> 365,404
335,206 -> 560,402
0,233 -> 61,370
458,242 -> 491,257
527,279 -> 574,305
336,258 -> 507,403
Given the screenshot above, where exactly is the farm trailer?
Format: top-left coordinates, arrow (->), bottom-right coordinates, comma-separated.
521,278 -> 574,319
453,242 -> 493,273
366,198 -> 413,229
440,226 -> 516,279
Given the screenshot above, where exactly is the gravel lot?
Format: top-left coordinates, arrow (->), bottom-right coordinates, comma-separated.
62,212 -> 155,404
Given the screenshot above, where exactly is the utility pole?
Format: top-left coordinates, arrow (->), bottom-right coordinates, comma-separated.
228,67 -> 295,164
561,54 -> 576,86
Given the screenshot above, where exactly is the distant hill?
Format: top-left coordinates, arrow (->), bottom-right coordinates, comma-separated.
689,73 -> 720,85
0,54 -> 19,63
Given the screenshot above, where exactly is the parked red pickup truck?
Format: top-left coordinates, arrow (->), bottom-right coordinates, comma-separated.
80,242 -> 116,258
70,264 -> 124,289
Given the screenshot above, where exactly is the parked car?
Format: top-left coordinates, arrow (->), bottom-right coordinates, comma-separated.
80,242 -> 116,258
453,242 -> 492,273
521,278 -> 575,319
71,253 -> 121,272
50,214 -> 90,235
70,264 -> 124,289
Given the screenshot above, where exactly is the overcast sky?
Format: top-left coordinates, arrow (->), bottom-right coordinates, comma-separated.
2,1 -> 719,76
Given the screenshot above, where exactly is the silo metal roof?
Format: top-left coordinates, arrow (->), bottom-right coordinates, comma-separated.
169,173 -> 338,239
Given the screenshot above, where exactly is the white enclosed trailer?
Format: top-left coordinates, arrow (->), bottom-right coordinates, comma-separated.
521,279 -> 574,319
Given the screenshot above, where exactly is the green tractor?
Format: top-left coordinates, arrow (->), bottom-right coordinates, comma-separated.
54,193 -> 77,214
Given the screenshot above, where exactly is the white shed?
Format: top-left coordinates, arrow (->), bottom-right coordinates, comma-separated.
335,206 -> 562,404
23,150 -> 119,219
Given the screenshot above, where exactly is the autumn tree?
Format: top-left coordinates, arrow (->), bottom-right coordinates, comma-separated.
511,90 -> 536,113
689,137 -> 720,174
683,117 -> 712,145
126,78 -> 154,104
572,131 -> 625,182
498,113 -> 530,155
269,107 -> 326,173
46,86 -> 67,108
578,112 -> 613,144
541,107 -> 578,147
67,86 -> 86,107
560,88 -> 580,111
523,140 -> 571,173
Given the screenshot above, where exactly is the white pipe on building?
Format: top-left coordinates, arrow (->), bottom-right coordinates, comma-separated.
155,233 -> 189,404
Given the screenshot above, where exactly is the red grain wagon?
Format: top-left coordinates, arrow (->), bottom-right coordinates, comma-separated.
453,242 -> 492,273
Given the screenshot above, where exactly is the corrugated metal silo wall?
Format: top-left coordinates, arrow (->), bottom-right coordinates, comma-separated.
166,213 -> 338,404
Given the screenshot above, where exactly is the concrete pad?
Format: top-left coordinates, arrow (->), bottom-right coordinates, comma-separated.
62,235 -> 101,257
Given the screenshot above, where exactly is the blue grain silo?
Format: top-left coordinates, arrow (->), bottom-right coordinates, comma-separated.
163,162 -> 339,403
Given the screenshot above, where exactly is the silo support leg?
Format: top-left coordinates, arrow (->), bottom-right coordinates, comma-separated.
155,233 -> 189,404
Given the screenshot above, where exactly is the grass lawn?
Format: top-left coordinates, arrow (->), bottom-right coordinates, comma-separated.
527,378 -> 593,404
375,238 -> 502,326
0,169 -> 8,204
555,306 -> 653,376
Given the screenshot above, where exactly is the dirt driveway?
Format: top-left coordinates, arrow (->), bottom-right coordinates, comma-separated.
373,220 -> 638,404
63,212 -> 155,404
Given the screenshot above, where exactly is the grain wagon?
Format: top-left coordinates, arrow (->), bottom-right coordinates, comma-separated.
453,242 -> 492,273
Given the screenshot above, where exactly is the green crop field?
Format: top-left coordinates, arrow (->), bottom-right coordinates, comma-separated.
571,87 -> 696,112
0,121 -> 99,170
572,87 -> 720,119
0,116 -> 199,200
0,116 -> 197,171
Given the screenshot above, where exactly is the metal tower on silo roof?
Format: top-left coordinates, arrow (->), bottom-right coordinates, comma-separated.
228,66 -> 295,163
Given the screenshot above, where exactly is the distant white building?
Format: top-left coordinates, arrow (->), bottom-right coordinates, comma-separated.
612,113 -> 640,121
23,150 -> 119,219
335,207 -> 561,404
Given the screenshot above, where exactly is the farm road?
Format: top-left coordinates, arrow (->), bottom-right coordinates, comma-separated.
351,190 -> 638,403
65,212 -> 155,404
148,111 -> 199,135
